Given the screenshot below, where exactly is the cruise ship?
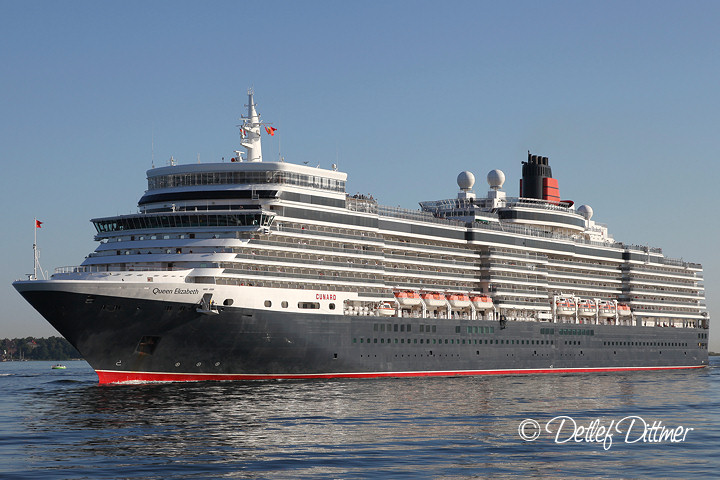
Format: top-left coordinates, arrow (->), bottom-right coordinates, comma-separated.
14,91 -> 709,383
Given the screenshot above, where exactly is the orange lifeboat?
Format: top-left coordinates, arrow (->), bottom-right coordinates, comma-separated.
555,297 -> 576,316
598,300 -> 616,318
421,292 -> 446,307
394,291 -> 421,307
577,299 -> 597,317
377,302 -> 395,316
448,293 -> 471,308
470,295 -> 493,310
617,303 -> 631,317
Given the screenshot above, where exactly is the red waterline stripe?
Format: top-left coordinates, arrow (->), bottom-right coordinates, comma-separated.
96,365 -> 706,385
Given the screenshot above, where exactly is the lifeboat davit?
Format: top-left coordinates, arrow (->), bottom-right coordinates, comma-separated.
421,293 -> 447,307
471,295 -> 494,310
617,303 -> 631,317
394,291 -> 421,306
448,294 -> 471,308
577,299 -> 597,317
377,302 -> 395,316
598,300 -> 616,318
555,297 -> 576,316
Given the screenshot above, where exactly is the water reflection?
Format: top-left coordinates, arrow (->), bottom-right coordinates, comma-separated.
13,362 -> 720,479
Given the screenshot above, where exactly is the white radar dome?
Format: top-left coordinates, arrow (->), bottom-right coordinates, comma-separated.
457,171 -> 475,190
577,204 -> 594,220
487,169 -> 505,189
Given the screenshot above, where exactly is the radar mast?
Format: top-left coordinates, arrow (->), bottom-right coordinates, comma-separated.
240,89 -> 263,162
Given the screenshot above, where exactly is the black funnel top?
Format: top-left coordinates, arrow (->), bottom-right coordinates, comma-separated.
520,152 -> 559,203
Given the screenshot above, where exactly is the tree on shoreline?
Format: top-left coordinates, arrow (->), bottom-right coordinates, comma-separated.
1,337 -> 81,361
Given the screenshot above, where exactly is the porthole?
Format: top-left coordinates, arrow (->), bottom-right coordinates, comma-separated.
264,300 -> 272,307
329,303 -> 335,310
223,299 -> 233,306
281,301 -> 288,308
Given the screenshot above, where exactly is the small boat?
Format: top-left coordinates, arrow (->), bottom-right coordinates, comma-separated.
470,295 -> 494,310
577,299 -> 597,317
555,297 -> 576,315
377,302 -> 395,316
51,364 -> 67,370
447,293 -> 471,308
421,293 -> 447,307
617,303 -> 632,317
394,291 -> 422,306
598,300 -> 617,318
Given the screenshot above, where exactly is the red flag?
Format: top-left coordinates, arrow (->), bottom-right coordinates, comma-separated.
265,126 -> 277,136
35,220 -> 43,228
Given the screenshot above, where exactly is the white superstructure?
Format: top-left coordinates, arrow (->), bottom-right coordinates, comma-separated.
45,92 -> 708,332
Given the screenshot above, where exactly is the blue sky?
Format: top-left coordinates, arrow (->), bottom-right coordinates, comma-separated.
2,0 -> 719,350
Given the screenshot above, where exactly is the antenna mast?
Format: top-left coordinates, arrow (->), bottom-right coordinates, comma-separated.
239,88 -> 266,162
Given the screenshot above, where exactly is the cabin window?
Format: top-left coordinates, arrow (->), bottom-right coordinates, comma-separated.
264,300 -> 272,307
298,302 -> 320,309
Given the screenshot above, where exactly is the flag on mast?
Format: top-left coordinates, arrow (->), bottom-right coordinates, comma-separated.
35,220 -> 43,228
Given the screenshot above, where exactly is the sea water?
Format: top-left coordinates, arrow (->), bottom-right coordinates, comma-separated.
1,358 -> 719,479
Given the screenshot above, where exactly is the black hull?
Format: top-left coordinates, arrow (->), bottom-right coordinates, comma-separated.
17,288 -> 709,383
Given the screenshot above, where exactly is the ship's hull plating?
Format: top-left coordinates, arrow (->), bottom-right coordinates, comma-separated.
15,284 -> 708,384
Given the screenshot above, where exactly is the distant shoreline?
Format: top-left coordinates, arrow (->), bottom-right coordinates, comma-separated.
1,358 -> 84,362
